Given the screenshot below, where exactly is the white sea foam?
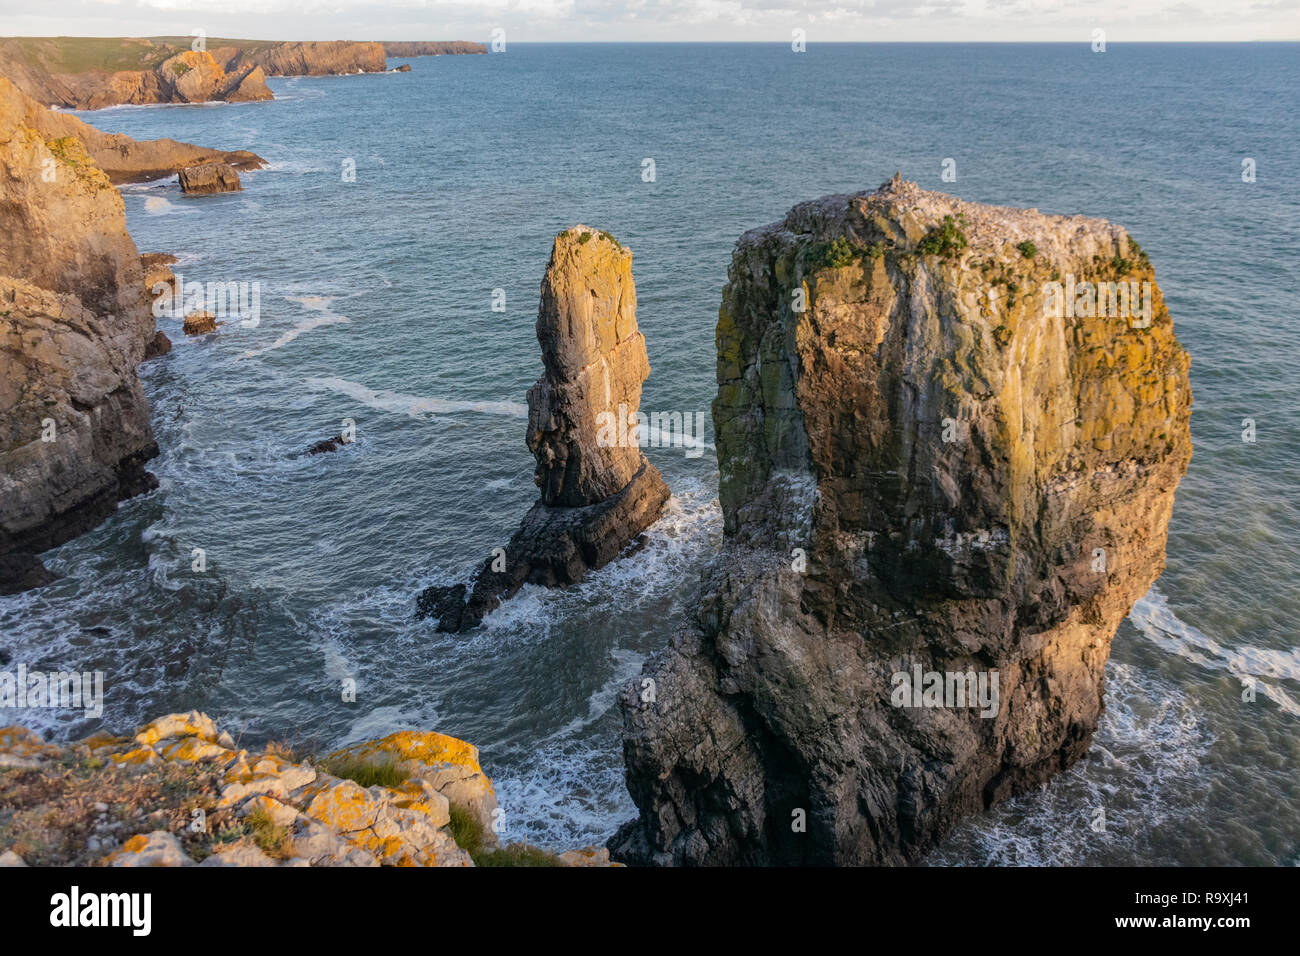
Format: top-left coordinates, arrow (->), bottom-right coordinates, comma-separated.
143,197 -> 194,216
304,376 -> 528,419
1130,587 -> 1300,716
240,298 -> 350,357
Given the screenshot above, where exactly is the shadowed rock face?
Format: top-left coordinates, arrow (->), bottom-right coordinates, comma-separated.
0,81 -> 162,593
419,227 -> 670,632
611,178 -> 1192,866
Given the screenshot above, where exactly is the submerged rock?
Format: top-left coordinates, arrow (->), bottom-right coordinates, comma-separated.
178,161 -> 242,195
420,226 -> 670,631
611,178 -> 1193,865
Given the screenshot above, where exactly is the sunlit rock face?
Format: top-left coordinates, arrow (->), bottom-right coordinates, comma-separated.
612,177 -> 1192,866
0,79 -> 161,594
418,227 -> 670,632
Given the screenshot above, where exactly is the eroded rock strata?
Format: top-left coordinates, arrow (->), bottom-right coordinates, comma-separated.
420,227 -> 670,632
0,79 -> 162,593
0,77 -> 265,185
611,178 -> 1192,865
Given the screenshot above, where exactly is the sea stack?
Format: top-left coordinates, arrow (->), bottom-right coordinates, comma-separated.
611,178 -> 1193,865
0,81 -> 162,593
420,226 -> 670,632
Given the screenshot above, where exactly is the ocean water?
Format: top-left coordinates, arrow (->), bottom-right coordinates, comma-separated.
3,43 -> 1298,864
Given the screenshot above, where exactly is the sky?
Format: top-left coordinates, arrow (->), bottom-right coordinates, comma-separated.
0,0 -> 1296,43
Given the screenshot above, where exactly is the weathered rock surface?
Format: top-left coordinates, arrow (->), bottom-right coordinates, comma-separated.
182,310 -> 219,335
0,81 -> 162,594
178,161 -> 242,195
222,41 -> 386,77
0,712 -> 613,867
611,178 -> 1193,865
0,77 -> 265,185
419,227 -> 670,631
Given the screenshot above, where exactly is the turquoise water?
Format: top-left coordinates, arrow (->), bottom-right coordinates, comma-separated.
3,43 -> 1298,863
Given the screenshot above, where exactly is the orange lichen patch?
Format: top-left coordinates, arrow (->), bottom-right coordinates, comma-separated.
77,730 -> 127,752
109,746 -> 161,766
133,712 -> 218,748
121,834 -> 149,854
327,730 -> 483,774
158,737 -> 229,763
304,780 -> 379,833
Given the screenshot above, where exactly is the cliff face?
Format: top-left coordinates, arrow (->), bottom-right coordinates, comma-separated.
419,227 -> 670,632
380,41 -> 488,57
611,178 -> 1192,865
0,37 -> 429,109
220,41 -> 386,77
0,79 -> 161,593
0,77 -> 265,185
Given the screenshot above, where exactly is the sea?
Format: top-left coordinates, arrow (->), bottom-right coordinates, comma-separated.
3,43 -> 1297,864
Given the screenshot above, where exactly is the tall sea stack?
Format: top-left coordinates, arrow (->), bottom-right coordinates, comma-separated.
420,226 -> 670,631
611,178 -> 1193,865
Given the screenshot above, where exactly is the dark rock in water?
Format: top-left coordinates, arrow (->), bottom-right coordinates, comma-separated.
415,582 -> 468,632
392,64 -> 412,72
610,179 -> 1193,866
306,436 -> 350,456
0,647 -> 10,666
144,330 -> 172,360
420,226 -> 670,632
178,161 -> 242,195
0,553 -> 57,595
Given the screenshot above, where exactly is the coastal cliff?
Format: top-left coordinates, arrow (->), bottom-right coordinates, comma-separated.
380,41 -> 487,57
419,227 -> 671,632
610,178 -> 1193,865
0,37 -> 480,110
0,713 -> 615,866
0,79 -> 166,593
0,77 -> 264,184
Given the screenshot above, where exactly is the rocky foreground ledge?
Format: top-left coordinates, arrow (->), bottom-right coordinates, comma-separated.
0,713 -> 615,867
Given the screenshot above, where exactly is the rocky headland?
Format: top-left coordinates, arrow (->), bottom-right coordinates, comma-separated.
380,41 -> 488,57
610,177 -> 1192,865
0,713 -> 615,867
0,77 -> 264,184
0,36 -> 485,110
419,226 -> 671,632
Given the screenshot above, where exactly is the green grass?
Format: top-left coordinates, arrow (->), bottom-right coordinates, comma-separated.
445,805 -> 564,867
316,754 -> 408,789
246,807 -> 292,860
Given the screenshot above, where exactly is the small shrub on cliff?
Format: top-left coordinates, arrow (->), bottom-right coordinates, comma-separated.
1017,240 -> 1037,259
171,60 -> 192,76
808,236 -> 859,270
917,215 -> 969,259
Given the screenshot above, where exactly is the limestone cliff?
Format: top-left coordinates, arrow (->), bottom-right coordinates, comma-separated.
0,79 -> 161,593
380,41 -> 488,57
218,41 -> 386,77
419,227 -> 671,632
611,178 -> 1192,865
0,713 -> 617,867
0,77 -> 264,185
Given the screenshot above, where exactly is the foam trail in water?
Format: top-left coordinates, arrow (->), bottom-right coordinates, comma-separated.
305,377 -> 528,419
241,296 -> 349,357
1130,587 -> 1300,716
